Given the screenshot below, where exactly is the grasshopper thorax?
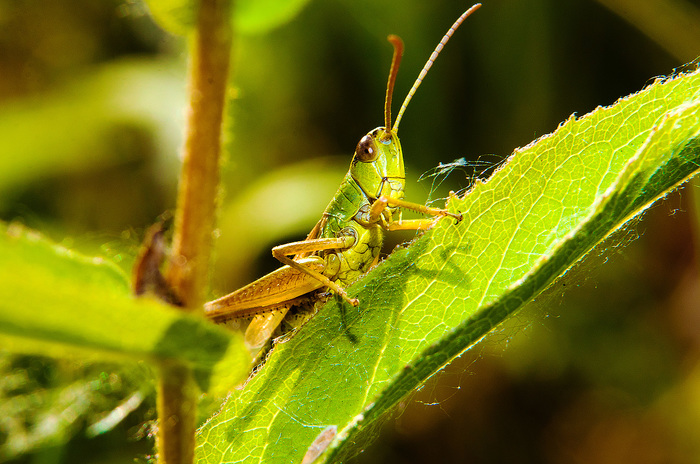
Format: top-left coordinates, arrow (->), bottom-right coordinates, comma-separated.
350,127 -> 406,202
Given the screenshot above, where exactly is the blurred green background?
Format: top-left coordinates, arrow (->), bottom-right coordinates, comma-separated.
1,0 -> 700,462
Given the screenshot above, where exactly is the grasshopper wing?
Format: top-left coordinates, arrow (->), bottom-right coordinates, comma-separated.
204,257 -> 325,320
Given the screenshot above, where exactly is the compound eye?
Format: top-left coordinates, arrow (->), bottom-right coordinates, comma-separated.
355,134 -> 378,162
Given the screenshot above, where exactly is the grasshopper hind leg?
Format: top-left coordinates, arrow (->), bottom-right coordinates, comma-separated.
246,291 -> 328,365
245,310 -> 289,353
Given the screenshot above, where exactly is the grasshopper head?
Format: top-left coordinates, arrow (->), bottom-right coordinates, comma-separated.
349,4 -> 479,204
350,127 -> 405,202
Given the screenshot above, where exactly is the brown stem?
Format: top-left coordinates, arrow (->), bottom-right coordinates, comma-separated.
156,363 -> 198,463
168,0 -> 232,309
158,0 -> 232,462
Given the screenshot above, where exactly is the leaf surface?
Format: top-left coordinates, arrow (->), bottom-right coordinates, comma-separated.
196,69 -> 700,463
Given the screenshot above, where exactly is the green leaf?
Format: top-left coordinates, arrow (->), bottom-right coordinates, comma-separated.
145,0 -> 197,35
0,58 -> 185,202
145,0 -> 312,35
235,0 -> 312,35
195,68 -> 700,463
0,354 -> 152,460
0,223 -> 249,396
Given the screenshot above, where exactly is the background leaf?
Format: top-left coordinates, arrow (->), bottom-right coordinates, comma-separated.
0,59 -> 185,204
235,0 -> 313,35
195,70 -> 700,463
145,0 -> 313,35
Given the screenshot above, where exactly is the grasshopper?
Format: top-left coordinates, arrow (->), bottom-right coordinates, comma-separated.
205,4 -> 481,350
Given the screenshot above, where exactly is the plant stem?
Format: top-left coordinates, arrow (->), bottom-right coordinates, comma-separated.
158,0 -> 232,462
169,0 -> 232,308
156,363 -> 198,463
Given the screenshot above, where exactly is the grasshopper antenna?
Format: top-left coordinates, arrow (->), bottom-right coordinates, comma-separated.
384,35 -> 404,138
392,3 -> 481,132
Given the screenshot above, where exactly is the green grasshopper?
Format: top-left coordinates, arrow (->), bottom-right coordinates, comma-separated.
205,4 -> 481,349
